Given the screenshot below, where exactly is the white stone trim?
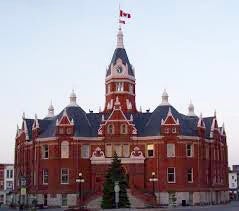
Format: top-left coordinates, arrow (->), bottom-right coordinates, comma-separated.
91,157 -> 145,164
177,136 -> 200,140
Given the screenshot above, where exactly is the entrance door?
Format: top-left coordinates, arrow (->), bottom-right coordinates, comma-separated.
44,194 -> 47,206
189,192 -> 193,205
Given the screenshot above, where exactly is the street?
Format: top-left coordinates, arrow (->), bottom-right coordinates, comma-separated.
1,201 -> 239,211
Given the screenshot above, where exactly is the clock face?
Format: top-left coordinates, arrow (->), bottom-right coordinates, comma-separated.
116,66 -> 123,74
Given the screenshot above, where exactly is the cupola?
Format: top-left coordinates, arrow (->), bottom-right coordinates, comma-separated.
160,89 -> 170,106
187,100 -> 196,116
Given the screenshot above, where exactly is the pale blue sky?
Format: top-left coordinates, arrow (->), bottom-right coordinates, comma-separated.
0,0 -> 238,166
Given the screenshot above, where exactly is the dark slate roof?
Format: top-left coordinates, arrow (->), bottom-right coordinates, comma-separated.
106,48 -> 134,77
24,105 -> 215,139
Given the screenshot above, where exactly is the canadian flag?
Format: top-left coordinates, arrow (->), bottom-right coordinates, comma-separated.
119,20 -> 125,24
120,10 -> 131,18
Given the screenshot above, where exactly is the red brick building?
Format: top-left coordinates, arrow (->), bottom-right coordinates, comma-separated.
14,28 -> 229,207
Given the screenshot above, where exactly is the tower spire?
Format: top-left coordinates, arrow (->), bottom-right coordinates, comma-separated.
116,27 -> 124,49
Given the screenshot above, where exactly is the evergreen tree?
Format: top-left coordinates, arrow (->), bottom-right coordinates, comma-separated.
101,152 -> 130,209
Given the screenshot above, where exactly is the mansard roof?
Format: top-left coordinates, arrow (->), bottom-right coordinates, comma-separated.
23,105 -> 215,140
106,48 -> 134,77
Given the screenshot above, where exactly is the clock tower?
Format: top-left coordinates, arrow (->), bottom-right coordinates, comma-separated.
104,27 -> 137,113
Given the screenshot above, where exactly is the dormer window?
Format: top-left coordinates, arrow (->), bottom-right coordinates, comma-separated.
59,128 -> 64,135
172,127 -> 177,133
107,124 -> 114,135
129,84 -> 133,94
116,82 -> 124,92
164,128 -> 169,134
66,128 -> 72,135
107,84 -> 111,94
120,124 -> 128,134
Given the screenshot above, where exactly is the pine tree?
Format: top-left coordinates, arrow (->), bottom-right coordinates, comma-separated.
101,152 -> 130,209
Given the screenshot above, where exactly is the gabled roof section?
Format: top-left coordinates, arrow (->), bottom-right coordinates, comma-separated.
106,48 -> 134,77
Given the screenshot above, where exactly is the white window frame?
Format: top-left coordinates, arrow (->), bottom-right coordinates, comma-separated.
167,144 -> 175,158
81,144 -> 90,159
167,167 -> 176,183
61,141 -> 69,159
187,168 -> 193,183
120,124 -> 128,134
172,127 -> 177,133
186,144 -> 193,157
116,82 -> 124,92
42,145 -> 49,159
43,169 -> 48,185
107,124 -> 114,135
147,144 -> 154,157
61,168 -> 69,184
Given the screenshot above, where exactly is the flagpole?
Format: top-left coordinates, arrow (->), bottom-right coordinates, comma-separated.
119,2 -> 121,29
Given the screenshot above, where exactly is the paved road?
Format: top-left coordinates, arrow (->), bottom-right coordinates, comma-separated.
1,201 -> 239,210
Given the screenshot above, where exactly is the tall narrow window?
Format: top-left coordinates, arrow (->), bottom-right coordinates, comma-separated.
167,144 -> 175,157
42,145 -> 49,159
62,194 -> 67,206
167,167 -> 176,183
61,141 -> 69,158
147,144 -> 154,157
61,168 -> 69,184
107,84 -> 111,94
120,124 -> 128,134
129,84 -> 133,94
116,82 -> 124,92
81,145 -> 90,159
114,144 -> 122,157
43,169 -> 48,185
187,168 -> 193,183
107,124 -> 114,135
186,144 -> 193,157
106,144 -> 112,157
122,144 -> 130,157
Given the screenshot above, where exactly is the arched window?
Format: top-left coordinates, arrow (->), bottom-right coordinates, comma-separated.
61,141 -> 69,158
120,124 -> 128,134
107,124 -> 114,134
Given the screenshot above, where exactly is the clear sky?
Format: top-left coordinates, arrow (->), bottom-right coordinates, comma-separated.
0,0 -> 238,166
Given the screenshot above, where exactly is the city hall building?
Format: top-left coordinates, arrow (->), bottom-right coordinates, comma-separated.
14,28 -> 229,207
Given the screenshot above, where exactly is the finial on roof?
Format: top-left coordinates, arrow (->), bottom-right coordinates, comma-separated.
116,27 -> 124,49
71,118 -> 74,125
197,112 -> 205,128
115,96 -> 120,105
214,110 -> 217,117
34,113 -> 39,129
22,112 -> 25,119
68,89 -> 78,107
47,100 -> 54,117
167,107 -> 172,116
160,89 -> 170,105
139,106 -> 142,112
16,124 -> 20,137
188,100 -> 196,116
130,114 -> 133,121
102,114 -> 105,122
99,106 -> 102,113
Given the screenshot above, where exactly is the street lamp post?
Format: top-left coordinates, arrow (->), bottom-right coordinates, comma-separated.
76,173 -> 85,208
149,172 -> 158,200
114,181 -> 120,208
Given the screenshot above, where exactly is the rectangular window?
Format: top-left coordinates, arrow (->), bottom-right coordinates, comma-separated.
42,145 -> 49,159
61,168 -> 69,184
122,144 -> 130,157
43,169 -> 48,185
167,167 -> 176,183
167,144 -> 175,158
186,144 -> 193,157
114,144 -> 122,157
187,168 -> 193,183
10,170 -> 13,178
6,181 -> 13,190
116,82 -> 124,92
62,194 -> 67,206
81,145 -> 90,159
147,144 -> 154,157
6,170 -> 10,178
106,144 -> 112,157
